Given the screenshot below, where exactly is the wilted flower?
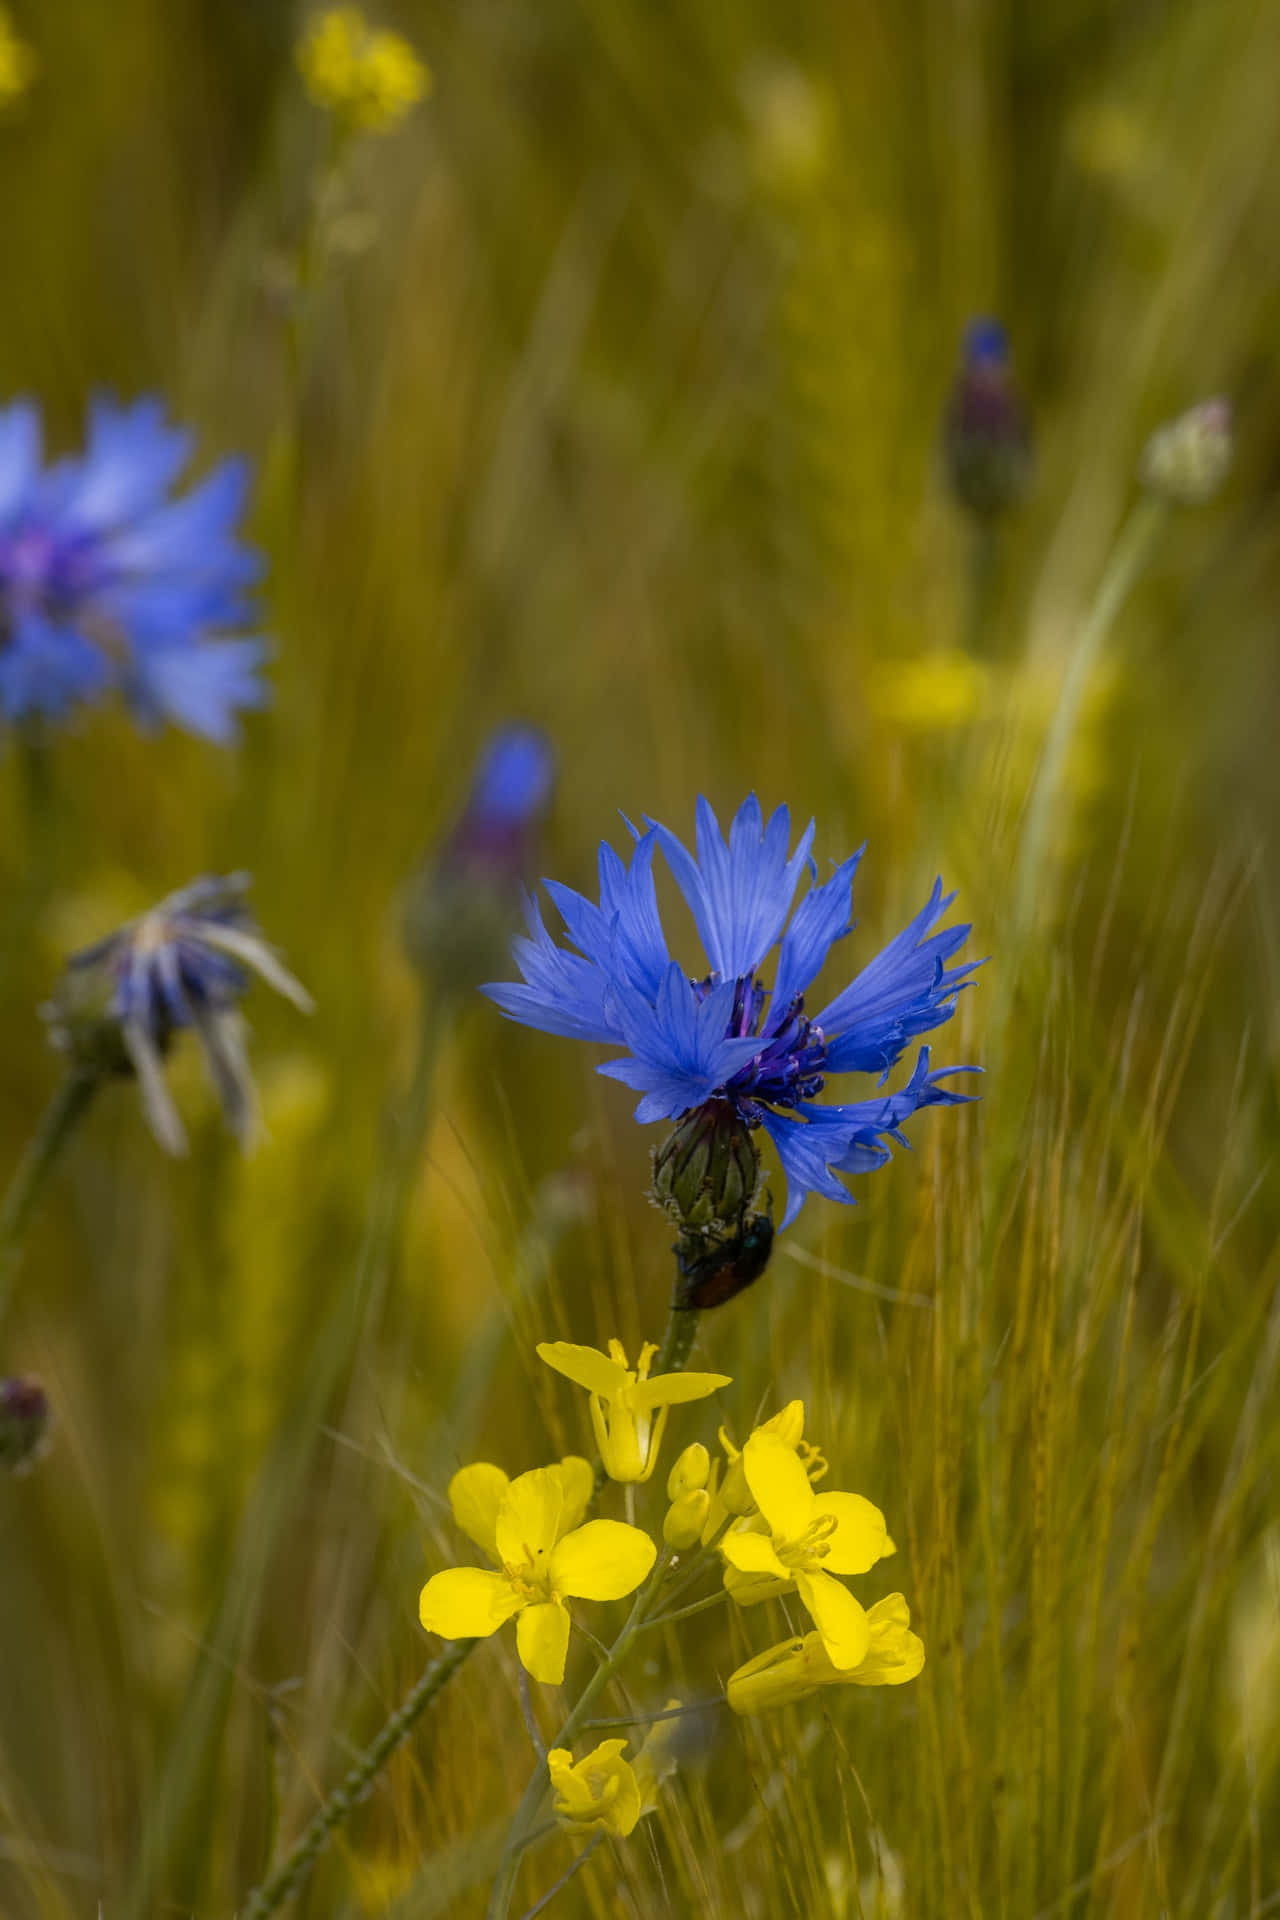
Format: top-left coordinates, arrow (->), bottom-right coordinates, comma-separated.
0,397 -> 267,739
484,794 -> 979,1234
0,1376 -> 50,1473
726,1595 -> 925,1714
1140,398 -> 1233,506
0,9 -> 35,106
419,1457 -> 656,1685
537,1338 -> 730,1484
42,875 -> 312,1155
943,318 -> 1032,520
720,1429 -> 891,1668
403,725 -> 554,990
298,8 -> 430,134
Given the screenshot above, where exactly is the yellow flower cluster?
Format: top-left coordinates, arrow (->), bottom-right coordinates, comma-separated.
0,8 -> 35,107
297,8 -> 429,135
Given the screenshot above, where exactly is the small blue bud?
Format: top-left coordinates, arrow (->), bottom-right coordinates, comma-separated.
944,318 -> 1032,519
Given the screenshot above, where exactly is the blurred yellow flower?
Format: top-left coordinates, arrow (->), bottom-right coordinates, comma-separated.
866,653 -> 990,732
419,1457 -> 654,1684
297,7 -> 429,134
727,1594 -> 925,1713
537,1338 -> 730,1483
548,1738 -> 643,1837
0,9 -> 34,107
720,1430 -> 891,1668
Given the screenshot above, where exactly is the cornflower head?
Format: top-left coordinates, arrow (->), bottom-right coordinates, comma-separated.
536,1337 -> 730,1483
0,8 -> 34,106
43,875 -> 312,1155
419,1456 -> 656,1685
404,725 -> 555,991
484,794 -> 980,1304
297,8 -> 430,135
719,1428 -> 892,1669
726,1595 -> 925,1714
943,317 -> 1032,520
0,396 -> 267,739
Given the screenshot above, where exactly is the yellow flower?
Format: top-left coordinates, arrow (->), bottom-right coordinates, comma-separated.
700,1399 -> 825,1543
548,1704 -> 683,1837
419,1456 -> 654,1685
537,1339 -> 730,1484
719,1431 -> 890,1669
297,8 -> 429,134
0,9 -> 35,106
726,1595 -> 926,1714
547,1739 -> 643,1837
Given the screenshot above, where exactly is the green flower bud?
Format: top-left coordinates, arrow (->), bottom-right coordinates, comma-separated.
651,1099 -> 761,1238
0,1377 -> 50,1474
1140,398 -> 1232,506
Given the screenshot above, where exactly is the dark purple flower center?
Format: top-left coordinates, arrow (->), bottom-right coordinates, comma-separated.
694,969 -> 828,1122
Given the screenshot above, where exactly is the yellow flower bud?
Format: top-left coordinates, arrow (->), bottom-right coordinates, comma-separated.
667,1442 -> 710,1500
664,1488 -> 710,1550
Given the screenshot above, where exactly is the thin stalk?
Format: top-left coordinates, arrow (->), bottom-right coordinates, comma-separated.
0,1070 -> 98,1328
1013,496 -> 1164,940
516,1834 -> 604,1920
638,1589 -> 729,1633
484,1553 -> 673,1920
239,1648 -> 469,1920
232,1289 -> 700,1915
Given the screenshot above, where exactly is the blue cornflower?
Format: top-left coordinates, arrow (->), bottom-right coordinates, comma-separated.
0,395 -> 267,740
943,317 -> 1032,520
44,875 -> 312,1155
484,795 -> 980,1229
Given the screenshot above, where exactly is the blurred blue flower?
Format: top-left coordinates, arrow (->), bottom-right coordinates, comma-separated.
484,795 -> 980,1227
45,874 -> 312,1155
943,317 -> 1032,519
0,396 -> 267,740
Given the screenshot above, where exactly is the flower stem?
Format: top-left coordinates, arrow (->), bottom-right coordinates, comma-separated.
485,1553 -> 673,1920
638,1588 -> 730,1632
1013,495 -> 1165,939
239,1646 -> 469,1920
0,1069 -> 98,1330
653,1305 -> 700,1374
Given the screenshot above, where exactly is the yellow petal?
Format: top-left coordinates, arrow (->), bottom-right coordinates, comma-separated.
795,1570 -> 870,1670
536,1341 -> 629,1399
517,1599 -> 571,1684
743,1430 -> 815,1537
419,1567 -> 522,1640
630,1370 -> 732,1411
720,1529 -> 788,1580
812,1492 -> 889,1575
447,1463 -> 509,1562
847,1593 -> 925,1686
496,1465 -> 565,1567
550,1519 -> 656,1600
758,1400 -> 806,1447
553,1455 -> 595,1535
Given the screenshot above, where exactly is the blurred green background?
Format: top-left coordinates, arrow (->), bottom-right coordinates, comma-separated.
1,1 -> 1279,1914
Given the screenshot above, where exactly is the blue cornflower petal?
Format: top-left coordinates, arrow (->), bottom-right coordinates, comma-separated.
0,394 -> 267,739
597,965 -> 763,1122
651,793 -> 815,981
818,879 -> 980,1075
481,893 -> 621,1044
469,726 -> 555,824
769,848 -> 863,1016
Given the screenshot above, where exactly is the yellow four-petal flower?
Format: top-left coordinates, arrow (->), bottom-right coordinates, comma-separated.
537,1338 -> 730,1483
726,1594 -> 926,1714
720,1430 -> 890,1668
419,1456 -> 654,1684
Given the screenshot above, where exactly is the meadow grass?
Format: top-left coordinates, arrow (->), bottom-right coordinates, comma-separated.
1,1 -> 1278,1915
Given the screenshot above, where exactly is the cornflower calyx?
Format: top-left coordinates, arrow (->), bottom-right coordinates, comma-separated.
419,1457 -> 655,1685
720,1431 -> 891,1669
537,1337 -> 730,1484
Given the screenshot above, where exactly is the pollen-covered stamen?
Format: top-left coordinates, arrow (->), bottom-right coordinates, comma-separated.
775,1510 -> 840,1571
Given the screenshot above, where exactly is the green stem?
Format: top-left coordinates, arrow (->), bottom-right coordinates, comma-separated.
1013,495 -> 1165,939
653,1305 -> 700,1374
239,1648 -> 469,1920
965,520 -> 999,657
0,1070 -> 98,1329
485,1552 -> 673,1920
638,1588 -> 729,1632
